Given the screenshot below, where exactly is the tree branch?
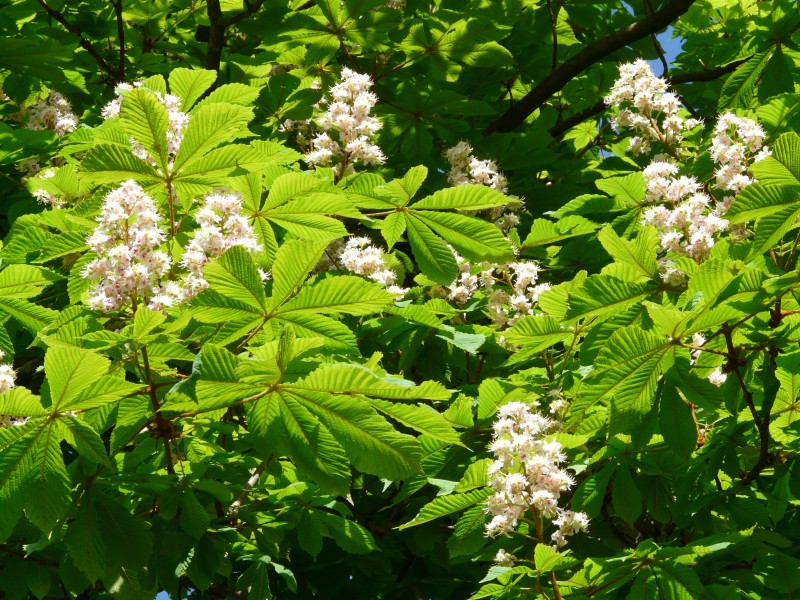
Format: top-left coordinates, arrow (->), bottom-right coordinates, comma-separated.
548,57 -> 751,138
484,0 -> 698,135
111,0 -> 126,81
37,0 -> 121,82
206,0 -> 226,72
225,0 -> 266,27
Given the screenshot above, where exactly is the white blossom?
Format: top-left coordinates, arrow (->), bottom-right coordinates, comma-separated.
83,180 -> 171,311
485,401 -> 588,543
306,68 -> 385,176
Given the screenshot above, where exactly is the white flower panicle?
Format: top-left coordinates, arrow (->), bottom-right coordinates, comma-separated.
175,191 -> 262,300
0,349 -> 16,395
338,237 -> 408,297
306,68 -> 385,176
24,91 -> 79,138
445,141 -> 508,193
317,237 -> 406,298
605,59 -> 700,155
640,161 -> 728,261
711,112 -> 770,194
485,401 -> 588,548
83,180 -> 171,312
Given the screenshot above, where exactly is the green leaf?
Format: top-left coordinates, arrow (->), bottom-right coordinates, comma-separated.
612,463 -> 642,524
204,247 -> 267,313
278,392 -> 351,494
25,420 -> 71,532
288,390 -> 421,481
523,216 -> 598,247
292,363 -> 450,400
565,275 -> 656,322
504,315 -> 572,352
62,417 -> 112,467
576,327 -> 671,433
279,276 -> 393,316
0,388 -> 48,418
45,346 -> 109,411
406,214 -> 457,285
658,387 -> 697,458
0,297 -> 56,333
81,144 -> 161,186
369,399 -> 462,445
119,88 -> 170,171
719,52 -> 769,110
169,68 -> 218,111
397,488 -> 492,530
173,103 -> 254,173
598,225 -> 658,279
310,509 -> 378,554
414,210 -> 513,263
413,184 -> 508,210
270,239 -> 328,307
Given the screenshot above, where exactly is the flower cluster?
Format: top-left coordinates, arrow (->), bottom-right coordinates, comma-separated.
0,350 -> 16,395
485,401 -> 588,550
445,141 -> 508,192
432,251 -> 550,327
83,180 -> 171,311
317,237 -> 406,297
14,90 -> 79,177
305,68 -> 385,176
337,237 -> 407,297
640,161 -> 728,261
102,82 -> 190,167
711,112 -> 770,195
443,142 -> 522,232
176,191 -> 262,300
604,59 -> 701,155
23,91 -> 79,139
606,60 -> 770,281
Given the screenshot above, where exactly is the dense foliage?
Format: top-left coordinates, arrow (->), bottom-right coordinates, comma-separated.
1,0 -> 800,598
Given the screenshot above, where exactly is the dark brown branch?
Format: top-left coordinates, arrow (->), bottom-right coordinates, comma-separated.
548,58 -> 752,138
225,0 -> 266,27
206,0 -> 226,72
140,347 -> 176,475
111,0 -> 125,81
721,324 -> 771,485
483,0 -> 698,135
36,0 -> 121,82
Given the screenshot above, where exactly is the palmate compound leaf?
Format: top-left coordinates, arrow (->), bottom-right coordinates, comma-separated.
0,347 -> 137,533
572,326 -> 672,435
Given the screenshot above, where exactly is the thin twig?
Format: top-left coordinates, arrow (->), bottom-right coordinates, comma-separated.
36,0 -> 120,82
545,0 -> 559,72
